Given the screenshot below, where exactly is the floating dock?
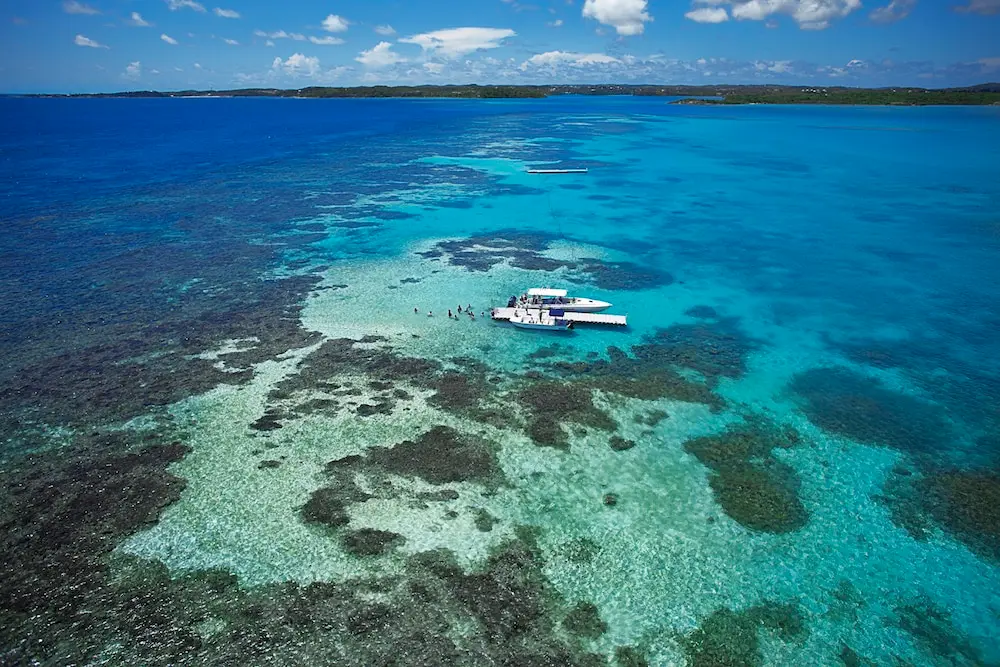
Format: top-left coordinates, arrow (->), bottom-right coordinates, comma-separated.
526,168 -> 589,174
491,307 -> 627,327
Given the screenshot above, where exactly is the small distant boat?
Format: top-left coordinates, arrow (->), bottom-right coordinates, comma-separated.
526,168 -> 588,174
513,288 -> 612,313
509,308 -> 573,332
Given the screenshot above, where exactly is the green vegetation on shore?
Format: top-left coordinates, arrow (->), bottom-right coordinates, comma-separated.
673,87 -> 1000,106
20,82 -> 1000,105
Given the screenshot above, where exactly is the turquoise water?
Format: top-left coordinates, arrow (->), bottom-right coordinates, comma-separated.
2,97 -> 999,665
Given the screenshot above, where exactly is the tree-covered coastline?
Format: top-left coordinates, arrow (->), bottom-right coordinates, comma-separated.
17,82 -> 1000,105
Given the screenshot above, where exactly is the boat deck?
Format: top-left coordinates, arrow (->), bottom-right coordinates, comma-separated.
491,308 -> 627,327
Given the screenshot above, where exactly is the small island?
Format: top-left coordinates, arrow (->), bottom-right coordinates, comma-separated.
18,82 -> 1000,105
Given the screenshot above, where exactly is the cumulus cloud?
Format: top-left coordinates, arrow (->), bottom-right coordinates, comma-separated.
272,53 -> 320,77
74,34 -> 107,48
223,38 -> 239,45
166,0 -> 206,12
161,33 -> 179,45
953,0 -> 1000,13
374,24 -> 396,35
686,6 -> 730,22
870,0 -> 916,22
310,36 -> 344,45
322,14 -> 350,32
423,62 -> 445,73
63,1 -> 100,15
399,27 -> 516,57
356,41 -> 406,68
214,7 -> 240,18
129,12 -> 152,27
582,0 -> 652,35
548,18 -> 565,26
254,29 -> 307,41
684,0 -> 861,30
521,50 -> 622,69
124,61 -> 142,79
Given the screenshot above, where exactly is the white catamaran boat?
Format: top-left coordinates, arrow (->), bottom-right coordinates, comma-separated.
508,308 -> 573,332
513,288 -> 612,313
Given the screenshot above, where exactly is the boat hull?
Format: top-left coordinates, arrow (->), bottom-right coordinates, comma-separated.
511,320 -> 573,331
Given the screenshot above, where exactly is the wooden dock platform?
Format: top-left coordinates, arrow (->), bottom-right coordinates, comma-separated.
490,307 -> 627,327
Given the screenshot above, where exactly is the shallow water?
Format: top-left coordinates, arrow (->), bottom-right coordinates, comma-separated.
2,97 -> 1000,665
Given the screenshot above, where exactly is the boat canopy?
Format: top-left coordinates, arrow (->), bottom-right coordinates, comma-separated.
527,288 -> 568,297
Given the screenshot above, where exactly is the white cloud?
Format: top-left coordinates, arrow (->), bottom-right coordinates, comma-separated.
980,57 -> 1000,70
582,0 -> 652,35
548,18 -> 565,26
254,29 -> 306,41
322,14 -> 350,32
161,33 -> 179,45
74,34 -> 107,48
214,7 -> 240,18
399,27 -> 516,58
224,38 -> 239,45
265,40 -> 275,47
356,41 -> 406,68
63,1 -> 100,15
166,0 -> 206,12
151,69 -> 161,74
310,36 -> 344,45
423,62 -> 445,73
954,0 -> 1000,13
124,61 -> 141,79
374,24 -> 396,35
685,0 -> 861,30
685,6 -> 730,21
870,0 -> 916,22
521,50 -> 621,70
194,62 -> 202,69
129,12 -> 152,27
271,53 -> 320,77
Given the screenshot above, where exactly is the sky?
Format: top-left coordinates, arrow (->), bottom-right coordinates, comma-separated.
1,0 -> 998,92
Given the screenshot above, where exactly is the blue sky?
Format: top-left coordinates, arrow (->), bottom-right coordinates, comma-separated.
1,0 -> 998,92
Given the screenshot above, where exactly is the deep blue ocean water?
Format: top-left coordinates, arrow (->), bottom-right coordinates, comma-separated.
2,97 -> 999,665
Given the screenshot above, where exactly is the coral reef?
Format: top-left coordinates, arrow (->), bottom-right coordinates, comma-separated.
892,597 -> 985,666
422,230 -> 673,291
789,367 -> 950,456
684,420 -> 808,533
682,601 -> 807,667
562,601 -> 608,639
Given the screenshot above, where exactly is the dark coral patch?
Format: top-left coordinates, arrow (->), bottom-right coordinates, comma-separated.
880,461 -> 1000,562
300,483 -> 371,529
473,508 -> 498,532
892,597 -> 985,665
539,320 -> 758,412
615,646 -> 650,667
789,367 -> 950,456
610,436 -> 636,451
423,230 -> 672,291
631,318 -> 757,387
365,426 -> 503,488
562,601 -> 608,639
685,305 -> 718,319
683,602 -> 807,667
684,421 -> 808,533
709,461 -> 807,533
517,381 -> 616,448
341,528 -> 405,557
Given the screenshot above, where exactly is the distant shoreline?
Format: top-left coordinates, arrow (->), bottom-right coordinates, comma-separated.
8,83 -> 1000,105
